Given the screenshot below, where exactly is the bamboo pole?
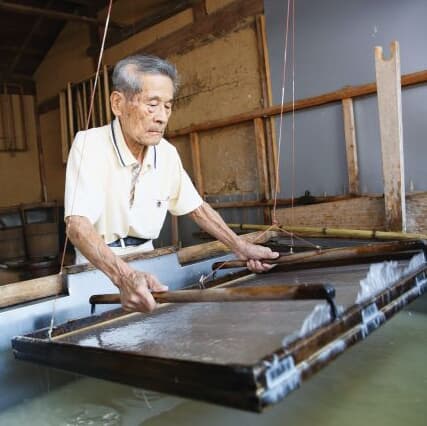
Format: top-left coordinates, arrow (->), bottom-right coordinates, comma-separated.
177,230 -> 277,264
226,223 -> 427,241
212,240 -> 426,270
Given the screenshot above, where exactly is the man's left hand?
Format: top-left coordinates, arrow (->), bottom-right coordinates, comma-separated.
234,241 -> 279,273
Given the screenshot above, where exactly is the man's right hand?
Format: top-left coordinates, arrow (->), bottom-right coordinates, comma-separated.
117,270 -> 168,312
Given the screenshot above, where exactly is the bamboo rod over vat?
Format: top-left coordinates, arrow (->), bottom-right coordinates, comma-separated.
226,223 -> 427,241
212,240 -> 427,270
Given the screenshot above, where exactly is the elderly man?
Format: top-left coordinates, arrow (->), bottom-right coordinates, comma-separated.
65,54 -> 278,312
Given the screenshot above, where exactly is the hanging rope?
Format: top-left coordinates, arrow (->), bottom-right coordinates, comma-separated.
49,0 -> 114,339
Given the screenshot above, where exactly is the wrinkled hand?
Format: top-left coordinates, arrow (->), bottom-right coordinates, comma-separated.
117,270 -> 168,313
234,241 -> 279,273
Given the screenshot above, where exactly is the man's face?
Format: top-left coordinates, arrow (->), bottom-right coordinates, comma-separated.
114,73 -> 174,149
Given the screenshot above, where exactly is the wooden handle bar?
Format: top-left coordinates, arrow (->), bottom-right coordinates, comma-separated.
212,240 -> 427,270
89,283 -> 335,306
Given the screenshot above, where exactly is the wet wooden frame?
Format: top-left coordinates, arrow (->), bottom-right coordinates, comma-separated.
12,251 -> 427,412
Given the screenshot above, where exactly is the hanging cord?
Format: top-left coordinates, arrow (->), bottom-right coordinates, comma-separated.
48,0 -> 114,340
271,0 -> 291,226
290,0 -> 296,251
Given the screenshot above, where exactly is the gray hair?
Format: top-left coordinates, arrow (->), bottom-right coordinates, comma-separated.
112,54 -> 179,98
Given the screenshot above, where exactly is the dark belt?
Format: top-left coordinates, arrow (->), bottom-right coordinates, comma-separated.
108,236 -> 151,248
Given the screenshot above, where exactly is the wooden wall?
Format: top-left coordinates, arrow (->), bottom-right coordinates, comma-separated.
0,95 -> 41,206
276,193 -> 427,234
28,0 -> 264,207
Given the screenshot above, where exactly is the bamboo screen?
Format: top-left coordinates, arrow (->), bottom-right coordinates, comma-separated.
59,66 -> 112,163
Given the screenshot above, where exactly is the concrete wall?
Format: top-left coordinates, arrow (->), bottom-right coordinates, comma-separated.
264,0 -> 427,197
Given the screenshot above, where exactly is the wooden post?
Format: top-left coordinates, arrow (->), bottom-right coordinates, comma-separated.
66,82 -> 75,142
59,91 -> 69,164
33,95 -> 48,201
253,117 -> 271,223
255,14 -> 279,199
89,79 -> 96,127
171,215 -> 179,247
97,77 -> 104,126
342,98 -> 359,194
82,81 -> 88,128
190,132 -> 204,196
103,64 -> 112,123
374,41 -> 406,231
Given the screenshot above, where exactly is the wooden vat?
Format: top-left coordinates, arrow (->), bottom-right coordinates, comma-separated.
12,238 -> 427,412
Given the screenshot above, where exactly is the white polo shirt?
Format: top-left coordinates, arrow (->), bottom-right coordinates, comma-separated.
64,118 -> 203,245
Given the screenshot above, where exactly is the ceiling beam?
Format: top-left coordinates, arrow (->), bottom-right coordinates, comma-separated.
0,0 -> 98,24
0,0 -> 123,27
0,46 -> 45,57
87,0 -> 202,56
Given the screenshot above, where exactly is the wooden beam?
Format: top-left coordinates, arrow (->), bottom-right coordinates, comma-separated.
342,98 -> 359,194
87,0 -> 202,56
375,41 -> 406,231
0,0 -> 99,24
135,0 -> 263,59
167,68 -> 427,138
190,132 -> 204,196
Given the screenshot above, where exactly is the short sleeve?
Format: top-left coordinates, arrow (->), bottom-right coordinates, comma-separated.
64,131 -> 105,224
168,154 -> 203,216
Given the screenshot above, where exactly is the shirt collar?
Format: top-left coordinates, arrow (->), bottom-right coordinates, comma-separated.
110,118 -> 156,170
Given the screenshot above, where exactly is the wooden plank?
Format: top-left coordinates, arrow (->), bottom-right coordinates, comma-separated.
66,82 -> 75,142
103,65 -> 112,123
167,69 -> 427,138
190,132 -> 204,196
59,91 -> 69,163
342,98 -> 359,194
375,41 -> 406,231
0,274 -> 65,309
